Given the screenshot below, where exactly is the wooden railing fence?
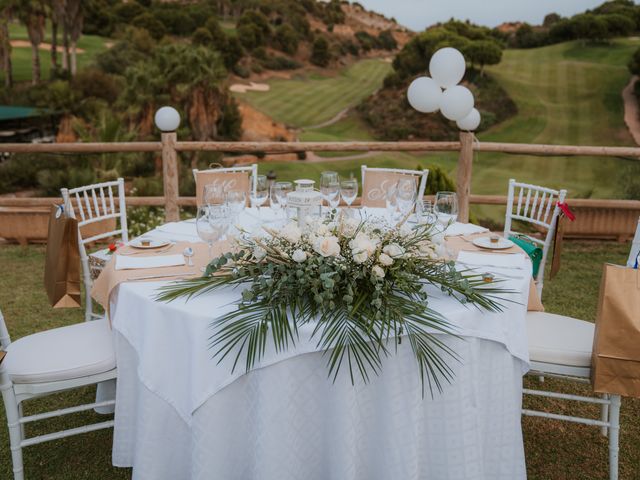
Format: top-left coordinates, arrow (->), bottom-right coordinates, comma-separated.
1,132 -> 639,241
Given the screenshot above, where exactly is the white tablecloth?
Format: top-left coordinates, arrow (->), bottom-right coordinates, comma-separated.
107,215 -> 531,479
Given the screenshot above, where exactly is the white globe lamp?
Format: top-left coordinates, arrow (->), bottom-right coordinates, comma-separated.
456,108 -> 481,131
154,106 -> 181,132
429,47 -> 466,89
439,86 -> 474,121
407,76 -> 442,113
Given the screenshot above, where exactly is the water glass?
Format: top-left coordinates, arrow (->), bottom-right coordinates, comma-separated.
434,191 -> 459,225
270,183 -> 282,214
396,176 -> 417,216
275,181 -> 293,208
417,200 -> 436,225
196,206 -> 226,269
226,190 -> 246,220
250,175 -> 269,212
385,182 -> 399,220
320,171 -> 339,208
340,179 -> 358,207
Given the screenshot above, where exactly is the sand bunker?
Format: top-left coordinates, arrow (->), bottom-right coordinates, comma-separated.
229,82 -> 270,93
10,40 -> 86,53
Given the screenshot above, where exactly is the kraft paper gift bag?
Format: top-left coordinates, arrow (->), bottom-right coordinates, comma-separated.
44,205 -> 81,308
591,263 -> 640,397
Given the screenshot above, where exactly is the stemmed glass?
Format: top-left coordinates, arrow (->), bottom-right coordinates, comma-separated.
385,182 -> 399,221
396,176 -> 417,217
434,191 -> 459,225
196,205 -> 230,271
417,200 -> 436,225
320,171 -> 339,209
270,183 -> 282,216
273,181 -> 293,219
340,179 -> 358,208
250,175 -> 269,213
225,190 -> 246,221
203,183 -> 224,207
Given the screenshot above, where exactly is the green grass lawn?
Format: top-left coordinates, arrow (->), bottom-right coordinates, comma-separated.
0,240 -> 638,478
236,58 -> 392,128
0,22 -> 110,84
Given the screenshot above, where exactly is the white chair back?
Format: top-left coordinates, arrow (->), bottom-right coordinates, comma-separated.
60,178 -> 128,322
193,165 -> 258,206
628,216 -> 640,268
360,165 -> 429,208
504,178 -> 567,297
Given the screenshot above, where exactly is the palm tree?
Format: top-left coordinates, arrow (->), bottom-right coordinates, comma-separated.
65,0 -> 82,76
16,0 -> 46,85
49,0 -> 66,71
0,0 -> 14,88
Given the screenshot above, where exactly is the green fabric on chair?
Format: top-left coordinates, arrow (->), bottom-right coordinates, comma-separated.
509,235 -> 543,277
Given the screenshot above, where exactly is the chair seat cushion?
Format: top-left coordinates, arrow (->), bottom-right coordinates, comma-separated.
527,312 -> 594,367
4,319 -> 116,384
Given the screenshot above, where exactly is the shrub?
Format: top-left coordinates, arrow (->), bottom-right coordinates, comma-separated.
629,48 -> 640,75
238,23 -> 264,50
311,37 -> 331,67
72,68 -> 122,104
262,55 -> 302,70
132,13 -> 166,40
377,30 -> 397,50
274,24 -> 299,55
192,27 -> 213,46
113,2 -> 145,23
127,207 -> 165,238
221,36 -> 244,70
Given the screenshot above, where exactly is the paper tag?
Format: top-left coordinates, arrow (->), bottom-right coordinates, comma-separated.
557,202 -> 576,221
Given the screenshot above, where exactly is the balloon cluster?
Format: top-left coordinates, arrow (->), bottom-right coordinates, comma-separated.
407,47 -> 481,131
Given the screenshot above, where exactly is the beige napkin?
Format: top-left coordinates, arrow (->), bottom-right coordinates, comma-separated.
445,234 -> 544,312
91,241 -> 231,310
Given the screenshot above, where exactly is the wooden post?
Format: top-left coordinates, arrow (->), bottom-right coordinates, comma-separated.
161,132 -> 180,222
456,131 -> 474,223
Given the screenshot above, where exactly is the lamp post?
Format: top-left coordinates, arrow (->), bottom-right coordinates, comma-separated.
407,47 -> 481,223
155,107 -> 181,222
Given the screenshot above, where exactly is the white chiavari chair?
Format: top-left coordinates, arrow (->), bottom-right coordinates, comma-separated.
504,178 -> 567,298
61,178 -> 128,323
0,306 -> 116,480
360,165 -> 429,208
193,164 -> 258,206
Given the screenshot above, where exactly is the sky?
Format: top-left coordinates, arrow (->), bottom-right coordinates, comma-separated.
355,0 -> 614,30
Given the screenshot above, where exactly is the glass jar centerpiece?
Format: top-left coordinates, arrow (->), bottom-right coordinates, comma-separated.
286,179 -> 322,227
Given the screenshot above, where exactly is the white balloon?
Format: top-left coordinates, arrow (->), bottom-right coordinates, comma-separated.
440,86 -> 474,121
154,106 -> 181,132
407,76 -> 442,113
429,47 -> 466,89
456,108 -> 481,131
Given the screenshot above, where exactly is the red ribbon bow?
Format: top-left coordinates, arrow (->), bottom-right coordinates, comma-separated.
557,202 -> 576,221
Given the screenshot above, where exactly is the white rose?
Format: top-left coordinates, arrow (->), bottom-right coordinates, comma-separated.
292,249 -> 307,263
281,223 -> 302,244
316,224 -> 329,236
372,265 -> 385,278
378,253 -> 393,266
383,243 -> 405,258
353,251 -> 369,264
314,235 -> 341,257
253,246 -> 267,261
350,232 -> 378,256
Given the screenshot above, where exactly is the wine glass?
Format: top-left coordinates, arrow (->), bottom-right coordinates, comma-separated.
396,176 -> 417,217
196,206 -> 227,271
327,180 -> 340,210
417,200 -> 436,225
250,175 -> 268,213
270,183 -> 282,215
385,182 -> 399,220
434,191 -> 459,225
340,179 -> 358,208
203,183 -> 224,207
275,181 -> 293,220
225,190 -> 246,221
320,171 -> 339,208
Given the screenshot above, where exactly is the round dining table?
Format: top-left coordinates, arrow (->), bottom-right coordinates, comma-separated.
100,209 -> 532,480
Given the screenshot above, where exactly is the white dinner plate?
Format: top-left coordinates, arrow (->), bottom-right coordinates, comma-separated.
129,238 -> 171,249
472,236 -> 514,250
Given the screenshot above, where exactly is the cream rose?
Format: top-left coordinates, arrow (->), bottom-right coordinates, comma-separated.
350,232 -> 378,256
353,251 -> 369,264
342,218 -> 359,237
314,235 -> 341,257
378,253 -> 393,266
372,265 -> 385,278
292,249 -> 307,263
383,243 -> 405,258
281,223 -> 302,244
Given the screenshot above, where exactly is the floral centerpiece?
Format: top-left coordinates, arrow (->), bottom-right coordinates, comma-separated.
157,213 -> 506,395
